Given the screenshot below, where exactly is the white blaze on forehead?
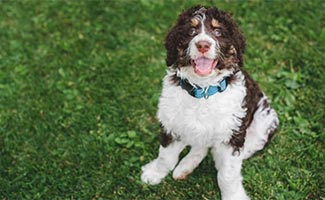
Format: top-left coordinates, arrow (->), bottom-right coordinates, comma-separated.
193,11 -> 207,34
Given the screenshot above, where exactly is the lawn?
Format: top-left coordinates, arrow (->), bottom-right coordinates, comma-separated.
0,0 -> 324,199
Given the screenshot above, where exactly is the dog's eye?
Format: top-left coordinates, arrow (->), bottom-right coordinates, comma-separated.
189,28 -> 196,36
214,29 -> 221,37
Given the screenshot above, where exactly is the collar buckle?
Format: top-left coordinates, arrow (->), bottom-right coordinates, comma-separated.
179,77 -> 228,99
204,88 -> 209,99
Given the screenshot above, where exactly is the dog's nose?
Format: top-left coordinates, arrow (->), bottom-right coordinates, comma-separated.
196,40 -> 211,53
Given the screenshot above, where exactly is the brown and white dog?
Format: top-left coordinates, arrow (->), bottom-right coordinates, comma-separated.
141,5 -> 279,200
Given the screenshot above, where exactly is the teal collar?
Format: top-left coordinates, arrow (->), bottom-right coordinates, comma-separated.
179,77 -> 228,99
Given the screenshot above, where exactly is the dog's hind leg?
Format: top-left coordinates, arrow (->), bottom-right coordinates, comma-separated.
173,146 -> 208,180
241,97 -> 279,160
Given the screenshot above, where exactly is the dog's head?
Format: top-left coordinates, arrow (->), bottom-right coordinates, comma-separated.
165,5 -> 245,78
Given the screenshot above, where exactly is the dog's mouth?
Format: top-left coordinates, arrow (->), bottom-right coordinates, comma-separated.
191,57 -> 218,76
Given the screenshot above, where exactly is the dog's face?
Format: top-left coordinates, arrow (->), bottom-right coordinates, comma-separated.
165,5 -> 245,77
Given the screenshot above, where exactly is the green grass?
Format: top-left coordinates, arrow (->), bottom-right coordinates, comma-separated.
0,0 -> 324,199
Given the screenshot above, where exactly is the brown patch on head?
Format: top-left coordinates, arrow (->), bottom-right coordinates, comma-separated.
211,18 -> 220,28
191,17 -> 199,27
217,45 -> 239,71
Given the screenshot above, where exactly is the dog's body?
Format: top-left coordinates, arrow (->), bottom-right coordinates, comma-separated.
141,6 -> 279,200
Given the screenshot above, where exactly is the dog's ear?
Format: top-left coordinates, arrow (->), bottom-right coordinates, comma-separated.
164,26 -> 178,67
229,15 -> 246,67
223,11 -> 246,67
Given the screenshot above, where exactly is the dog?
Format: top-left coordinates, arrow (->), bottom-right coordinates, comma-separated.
141,5 -> 279,200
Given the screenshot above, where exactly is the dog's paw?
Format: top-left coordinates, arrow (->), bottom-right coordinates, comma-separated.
172,165 -> 193,180
221,187 -> 250,200
173,148 -> 207,180
141,160 -> 168,185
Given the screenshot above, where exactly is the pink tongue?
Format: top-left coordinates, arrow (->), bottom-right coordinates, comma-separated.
194,57 -> 215,76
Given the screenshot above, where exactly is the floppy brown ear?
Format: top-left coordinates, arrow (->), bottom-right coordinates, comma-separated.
223,11 -> 246,67
164,26 -> 178,66
229,16 -> 246,67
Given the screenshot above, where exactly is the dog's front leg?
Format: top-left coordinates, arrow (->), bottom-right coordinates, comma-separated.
141,141 -> 186,185
212,145 -> 250,200
173,146 -> 208,180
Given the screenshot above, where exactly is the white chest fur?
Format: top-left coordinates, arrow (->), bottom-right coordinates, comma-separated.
157,72 -> 247,147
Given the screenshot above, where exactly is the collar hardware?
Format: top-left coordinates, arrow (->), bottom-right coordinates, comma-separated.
179,77 -> 228,99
